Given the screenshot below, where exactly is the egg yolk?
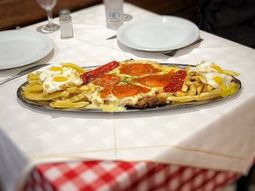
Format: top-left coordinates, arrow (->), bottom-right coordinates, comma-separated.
119,63 -> 162,76
53,76 -> 68,82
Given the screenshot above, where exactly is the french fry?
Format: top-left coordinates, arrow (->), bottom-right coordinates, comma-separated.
28,80 -> 42,85
175,91 -> 187,97
22,84 -> 43,92
70,91 -> 89,102
61,63 -> 85,73
207,84 -> 214,92
190,76 -> 201,82
182,84 -> 188,92
27,73 -> 40,81
188,84 -> 197,96
50,100 -> 89,108
23,91 -> 69,101
196,84 -> 203,95
66,87 -> 81,94
167,89 -> 222,103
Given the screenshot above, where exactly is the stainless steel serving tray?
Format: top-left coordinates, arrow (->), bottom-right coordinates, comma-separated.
17,63 -> 242,113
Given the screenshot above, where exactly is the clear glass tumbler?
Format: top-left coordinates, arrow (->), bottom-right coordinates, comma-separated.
104,0 -> 124,30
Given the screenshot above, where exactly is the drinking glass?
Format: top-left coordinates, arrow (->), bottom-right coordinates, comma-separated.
104,0 -> 132,30
122,0 -> 132,22
123,13 -> 132,21
35,0 -> 60,33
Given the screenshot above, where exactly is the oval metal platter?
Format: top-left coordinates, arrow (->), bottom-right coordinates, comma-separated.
17,63 -> 242,113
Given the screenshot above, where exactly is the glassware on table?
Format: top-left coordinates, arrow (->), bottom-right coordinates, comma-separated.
103,0 -> 133,30
104,0 -> 124,30
123,13 -> 132,22
35,0 -> 60,33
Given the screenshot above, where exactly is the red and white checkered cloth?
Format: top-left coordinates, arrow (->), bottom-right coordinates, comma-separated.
24,161 -> 240,191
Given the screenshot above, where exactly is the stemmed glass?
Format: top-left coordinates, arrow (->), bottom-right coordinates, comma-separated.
35,0 -> 60,33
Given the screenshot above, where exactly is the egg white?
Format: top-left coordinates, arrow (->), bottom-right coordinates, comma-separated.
40,66 -> 82,93
190,61 -> 233,89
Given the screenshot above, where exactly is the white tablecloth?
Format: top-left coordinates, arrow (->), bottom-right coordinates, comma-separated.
0,3 -> 255,191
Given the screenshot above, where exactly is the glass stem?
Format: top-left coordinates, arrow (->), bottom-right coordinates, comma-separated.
46,10 -> 54,27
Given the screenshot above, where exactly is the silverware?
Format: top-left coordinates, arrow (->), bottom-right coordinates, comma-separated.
0,64 -> 49,86
162,38 -> 204,56
106,35 -> 117,40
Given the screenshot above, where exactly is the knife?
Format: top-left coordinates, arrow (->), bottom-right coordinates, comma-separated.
0,64 -> 50,86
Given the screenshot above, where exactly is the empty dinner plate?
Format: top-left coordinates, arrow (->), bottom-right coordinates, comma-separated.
0,30 -> 53,70
117,16 -> 200,52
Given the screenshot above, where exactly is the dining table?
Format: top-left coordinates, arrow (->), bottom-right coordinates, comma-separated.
0,3 -> 255,191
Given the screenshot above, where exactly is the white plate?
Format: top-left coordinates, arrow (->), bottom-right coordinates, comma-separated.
117,16 -> 200,52
0,30 -> 53,70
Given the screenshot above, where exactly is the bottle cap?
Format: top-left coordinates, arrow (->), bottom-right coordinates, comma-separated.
59,9 -> 71,16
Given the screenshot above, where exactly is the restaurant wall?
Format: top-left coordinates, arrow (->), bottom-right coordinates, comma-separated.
0,0 -> 198,30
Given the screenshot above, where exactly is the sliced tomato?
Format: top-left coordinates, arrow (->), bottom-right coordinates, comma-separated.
80,61 -> 119,84
100,87 -> 113,99
112,84 -> 150,98
119,63 -> 161,76
163,70 -> 187,92
135,71 -> 174,87
93,74 -> 120,87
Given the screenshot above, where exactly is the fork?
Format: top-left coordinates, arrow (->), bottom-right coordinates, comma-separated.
162,38 -> 203,56
0,64 -> 49,86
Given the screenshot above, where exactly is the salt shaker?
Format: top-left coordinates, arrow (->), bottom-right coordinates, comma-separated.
104,0 -> 124,30
59,9 -> 74,39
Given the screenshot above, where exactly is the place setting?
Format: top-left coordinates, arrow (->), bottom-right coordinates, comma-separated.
0,28 -> 55,87
108,15 -> 202,57
10,12 -> 240,114
0,0 -> 62,87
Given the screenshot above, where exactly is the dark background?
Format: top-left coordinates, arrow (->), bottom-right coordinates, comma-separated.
199,0 -> 255,48
1,0 -> 254,48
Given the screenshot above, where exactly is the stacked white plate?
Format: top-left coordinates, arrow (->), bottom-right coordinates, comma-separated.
117,16 -> 200,52
0,30 -> 53,70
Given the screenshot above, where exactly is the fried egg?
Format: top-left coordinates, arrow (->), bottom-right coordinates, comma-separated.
190,61 -> 234,89
40,66 -> 83,93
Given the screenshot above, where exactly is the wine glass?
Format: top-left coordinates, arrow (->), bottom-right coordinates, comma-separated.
35,0 -> 60,33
